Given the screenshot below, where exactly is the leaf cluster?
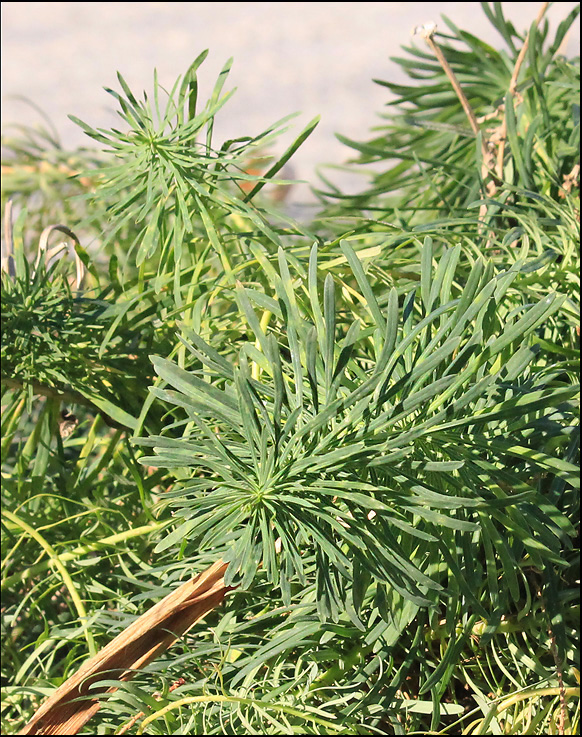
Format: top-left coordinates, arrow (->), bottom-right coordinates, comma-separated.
316,2 -> 580,225
1,4 -> 579,735
138,238 -> 577,625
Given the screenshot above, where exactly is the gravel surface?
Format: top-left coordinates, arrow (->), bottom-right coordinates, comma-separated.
1,2 -> 579,204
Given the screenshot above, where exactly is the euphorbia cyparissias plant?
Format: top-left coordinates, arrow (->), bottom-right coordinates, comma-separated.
136,238 -> 576,623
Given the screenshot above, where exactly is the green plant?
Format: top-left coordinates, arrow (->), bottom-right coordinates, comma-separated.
139,238 -> 575,617
316,3 -> 580,222
1,4 -> 579,735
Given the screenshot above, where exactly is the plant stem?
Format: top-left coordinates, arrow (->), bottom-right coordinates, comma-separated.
136,694 -> 345,734
417,24 -> 496,203
1,521 -> 166,590
495,2 -> 550,179
3,509 -> 97,656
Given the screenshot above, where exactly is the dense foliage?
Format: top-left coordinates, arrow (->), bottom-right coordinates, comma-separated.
2,4 -> 579,735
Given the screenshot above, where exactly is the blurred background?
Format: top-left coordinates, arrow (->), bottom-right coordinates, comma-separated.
1,2 -> 580,204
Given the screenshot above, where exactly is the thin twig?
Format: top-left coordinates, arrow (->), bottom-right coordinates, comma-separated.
419,28 -> 480,135
548,626 -> 567,736
413,23 -> 496,199
513,2 -> 549,95
495,2 -> 550,180
117,678 -> 186,735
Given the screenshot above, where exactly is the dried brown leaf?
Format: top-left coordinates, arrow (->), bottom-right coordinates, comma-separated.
19,559 -> 233,735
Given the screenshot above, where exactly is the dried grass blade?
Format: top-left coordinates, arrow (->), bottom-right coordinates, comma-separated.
19,559 -> 232,736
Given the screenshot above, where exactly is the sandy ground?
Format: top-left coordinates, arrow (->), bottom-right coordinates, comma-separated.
1,2 -> 579,203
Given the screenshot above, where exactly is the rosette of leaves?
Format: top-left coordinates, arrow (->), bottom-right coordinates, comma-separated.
69,50 -> 319,278
137,238 -> 578,622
